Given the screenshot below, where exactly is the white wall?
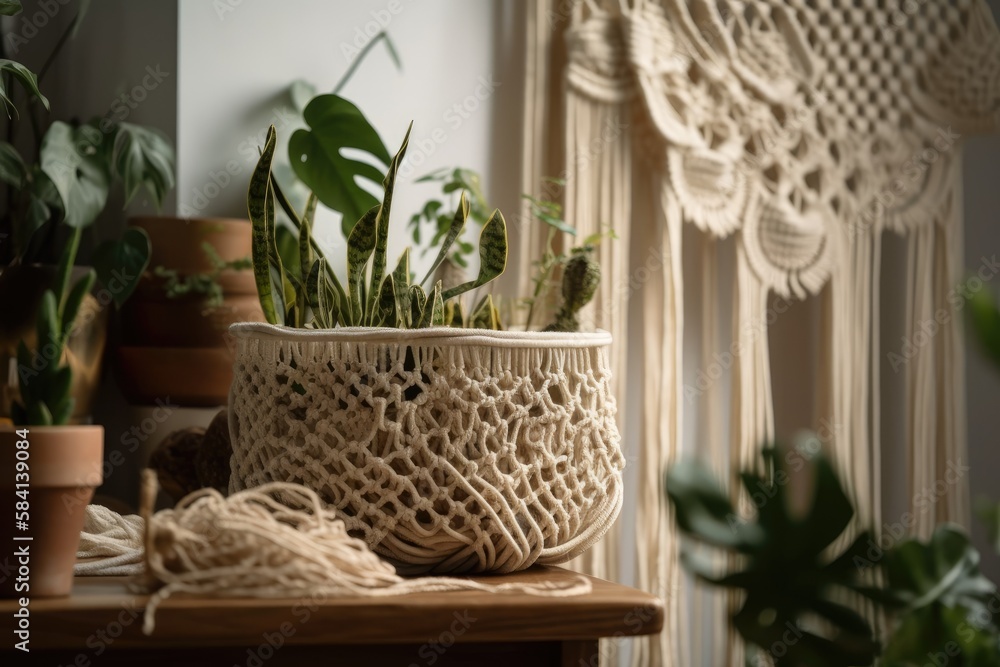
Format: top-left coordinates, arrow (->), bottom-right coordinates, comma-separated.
175,0 -> 522,278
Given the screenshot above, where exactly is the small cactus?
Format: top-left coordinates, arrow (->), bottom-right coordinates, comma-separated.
545,247 -> 600,332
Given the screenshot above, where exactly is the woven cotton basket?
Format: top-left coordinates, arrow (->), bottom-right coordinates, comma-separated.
227,323 -> 624,574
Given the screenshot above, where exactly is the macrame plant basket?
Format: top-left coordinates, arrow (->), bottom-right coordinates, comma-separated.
227,323 -> 624,574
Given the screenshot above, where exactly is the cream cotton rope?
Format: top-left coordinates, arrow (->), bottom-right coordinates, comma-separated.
137,472 -> 591,635
75,504 -> 145,576
71,472 -> 592,635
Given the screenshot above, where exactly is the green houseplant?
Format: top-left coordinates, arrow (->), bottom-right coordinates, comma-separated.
0,226 -> 103,598
0,0 -> 175,420
224,108 -> 625,574
666,441 -> 1000,666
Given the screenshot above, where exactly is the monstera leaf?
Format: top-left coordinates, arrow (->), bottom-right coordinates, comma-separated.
90,227 -> 151,308
112,122 -> 175,208
882,525 -> 996,615
288,94 -> 390,234
0,58 -> 49,116
879,525 -> 1000,666
666,447 -> 880,667
39,121 -> 110,229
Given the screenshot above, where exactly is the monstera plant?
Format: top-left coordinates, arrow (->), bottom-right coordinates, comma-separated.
0,0 -> 174,422
667,444 -> 1000,666
0,0 -> 174,292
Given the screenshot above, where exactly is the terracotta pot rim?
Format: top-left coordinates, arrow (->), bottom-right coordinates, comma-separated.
129,216 -> 251,228
0,424 -> 104,434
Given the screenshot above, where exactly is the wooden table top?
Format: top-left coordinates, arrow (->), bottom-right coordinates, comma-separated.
1,566 -> 663,650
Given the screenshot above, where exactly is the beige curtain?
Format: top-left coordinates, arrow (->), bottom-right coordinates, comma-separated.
520,1 -> 1000,665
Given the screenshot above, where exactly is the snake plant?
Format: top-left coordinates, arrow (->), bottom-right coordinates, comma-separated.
12,227 -> 92,426
247,123 -> 508,329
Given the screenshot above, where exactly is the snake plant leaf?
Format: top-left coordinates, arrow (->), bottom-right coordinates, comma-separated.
444,300 -> 466,328
300,193 -> 317,285
274,223 -> 301,282
0,58 -> 49,115
469,294 -> 500,330
324,274 -> 339,329
27,401 -> 53,427
309,258 -> 338,329
420,192 -> 469,287
273,168 -> 351,323
47,366 -> 73,416
282,272 -> 298,326
431,282 -> 445,326
306,258 -> 322,310
441,209 -> 508,301
288,94 -> 390,234
968,284 -> 1000,371
367,122 -> 412,324
60,269 -> 96,341
270,172 -> 301,226
417,281 -> 443,328
36,290 -> 58,358
248,125 -> 280,324
40,121 -> 110,229
376,275 -> 397,328
347,205 -> 379,326
91,227 -> 151,308
408,285 -> 427,328
48,395 -> 74,428
390,248 -> 411,326
293,193 -> 317,324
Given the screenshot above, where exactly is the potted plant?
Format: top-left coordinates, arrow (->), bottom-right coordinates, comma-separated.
666,442 -> 1000,666
115,216 -> 263,407
0,0 -> 175,421
226,117 -> 625,575
0,227 -> 103,597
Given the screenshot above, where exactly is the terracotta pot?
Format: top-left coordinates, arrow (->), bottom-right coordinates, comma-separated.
116,347 -> 234,407
0,265 -> 108,423
123,271 -> 261,348
129,217 -> 252,272
0,425 -> 104,598
117,217 -> 264,406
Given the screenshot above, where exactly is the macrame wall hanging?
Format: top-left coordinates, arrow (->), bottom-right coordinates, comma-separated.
519,0 -> 1000,665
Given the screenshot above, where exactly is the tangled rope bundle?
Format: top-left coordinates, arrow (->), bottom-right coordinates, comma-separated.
228,324 -> 625,574
77,472 -> 593,635
76,505 -> 144,576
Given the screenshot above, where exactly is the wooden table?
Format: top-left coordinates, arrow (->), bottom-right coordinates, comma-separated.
0,565 -> 662,666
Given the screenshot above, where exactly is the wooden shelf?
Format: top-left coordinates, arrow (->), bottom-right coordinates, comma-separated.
0,565 -> 662,666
